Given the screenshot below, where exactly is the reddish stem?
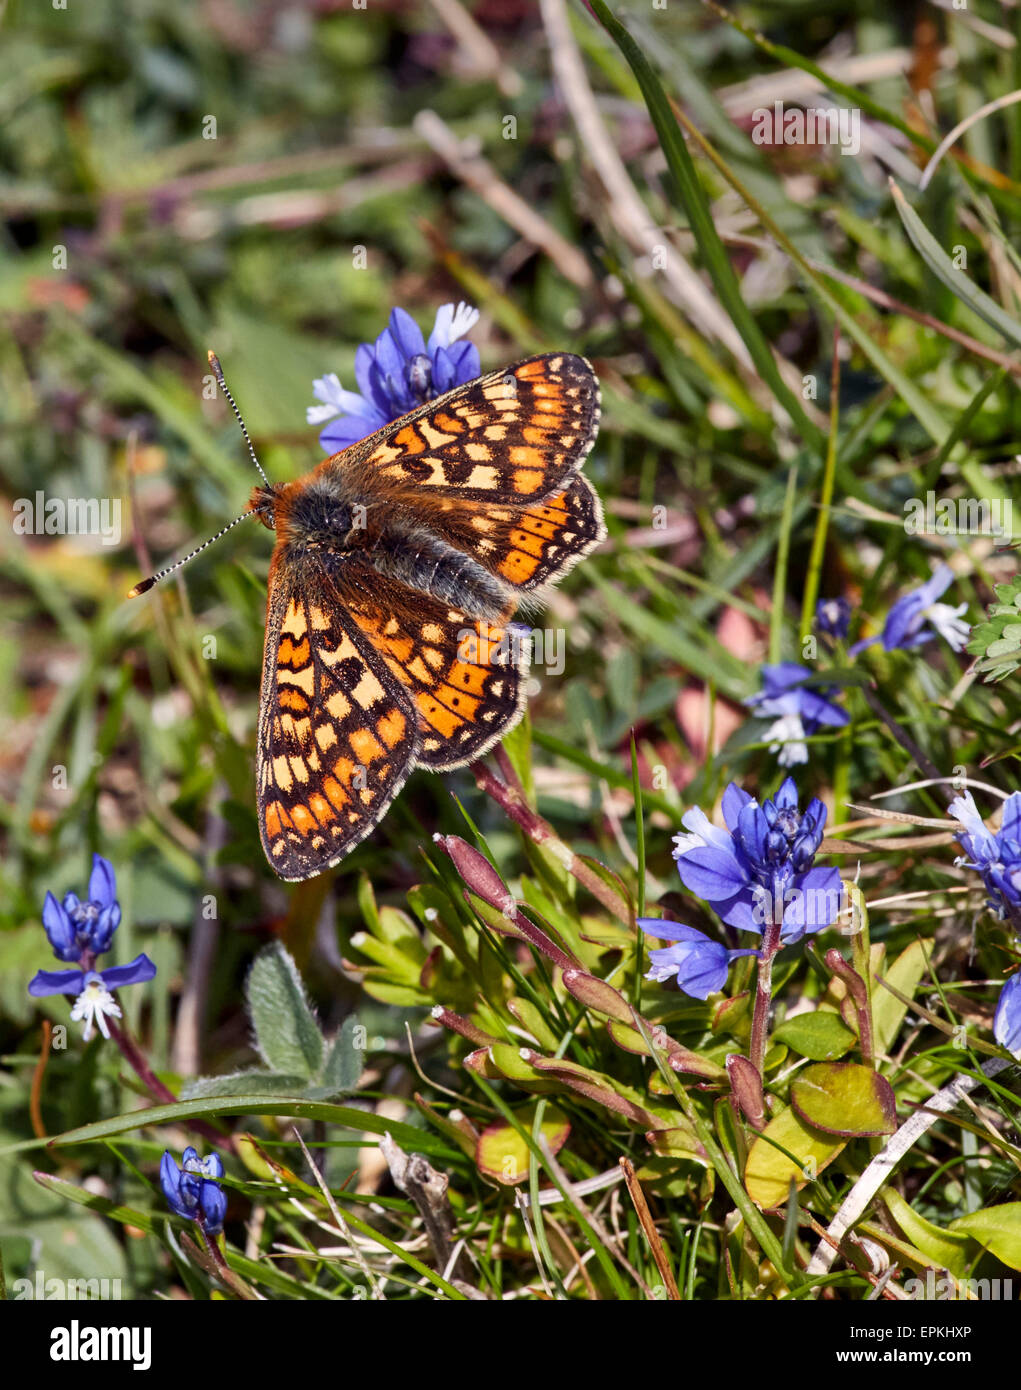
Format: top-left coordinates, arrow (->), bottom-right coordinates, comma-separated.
749,920 -> 782,1079
468,759 -> 629,922
107,1014 -> 235,1154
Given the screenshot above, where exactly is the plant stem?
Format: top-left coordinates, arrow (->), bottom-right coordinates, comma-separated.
107,1016 -> 178,1104
469,758 -> 631,922
749,920 -> 782,1078
107,1014 -> 235,1153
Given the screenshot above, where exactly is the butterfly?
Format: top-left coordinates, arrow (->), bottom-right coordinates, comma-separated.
134,353 -> 603,880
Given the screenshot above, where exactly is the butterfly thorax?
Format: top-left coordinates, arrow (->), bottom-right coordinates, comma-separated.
258,474 -> 514,622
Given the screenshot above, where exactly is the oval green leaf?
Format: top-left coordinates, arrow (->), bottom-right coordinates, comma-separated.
744,1105 -> 845,1209
773,1011 -> 857,1061
790,1062 -> 897,1137
949,1203 -> 1021,1271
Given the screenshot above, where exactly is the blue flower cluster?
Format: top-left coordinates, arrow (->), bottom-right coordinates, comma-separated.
949,791 -> 1021,1052
640,778 -> 842,999
816,596 -> 851,640
745,663 -> 848,767
28,855 -> 155,1042
308,302 -> 481,452
160,1148 -> 227,1234
851,564 -> 969,656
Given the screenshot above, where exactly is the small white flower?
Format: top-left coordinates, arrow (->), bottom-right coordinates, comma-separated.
926,600 -> 970,652
307,373 -> 344,424
429,301 -> 480,350
70,975 -> 122,1042
306,373 -> 372,426
672,806 -> 734,858
765,713 -> 809,766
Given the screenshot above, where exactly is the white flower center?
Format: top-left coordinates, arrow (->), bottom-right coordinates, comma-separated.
926,601 -> 970,652
70,977 -> 122,1042
765,714 -> 808,766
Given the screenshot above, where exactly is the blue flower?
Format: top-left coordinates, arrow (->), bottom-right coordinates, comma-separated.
308,302 -> 482,452
816,597 -> 851,640
637,919 -> 757,1000
41,854 -> 121,962
160,1147 -> 227,1234
672,778 -> 842,944
994,973 -> 1021,1052
949,790 -> 1021,923
850,564 -> 969,656
745,663 -> 849,767
28,956 -> 157,1042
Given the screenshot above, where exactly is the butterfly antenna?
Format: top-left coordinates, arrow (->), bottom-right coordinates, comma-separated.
206,349 -> 271,488
127,510 -> 254,597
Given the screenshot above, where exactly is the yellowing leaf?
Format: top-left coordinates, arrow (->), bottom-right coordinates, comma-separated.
744,1105 -> 845,1209
790,1062 -> 897,1137
949,1204 -> 1021,1271
476,1106 -> 570,1186
873,940 -> 928,1056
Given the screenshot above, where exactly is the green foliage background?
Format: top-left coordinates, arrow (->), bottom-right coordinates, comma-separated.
2,0 -> 1021,1301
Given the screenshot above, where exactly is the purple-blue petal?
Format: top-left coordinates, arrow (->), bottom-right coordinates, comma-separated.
994,973 -> 1021,1051
88,854 -> 117,909
430,345 -> 456,395
100,954 -> 157,990
1002,793 -> 1021,843
387,306 -> 426,359
319,410 -> 386,453
42,891 -> 79,960
676,845 -> 750,900
637,918 -> 712,944
781,866 -> 843,940
721,782 -> 754,829
28,967 -> 87,997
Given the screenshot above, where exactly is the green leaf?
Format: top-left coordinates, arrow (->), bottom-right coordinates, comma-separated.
311,1016 -> 364,1098
891,182 -> 1021,351
790,1062 -> 897,1137
744,1105 -> 846,1210
949,1204 -> 1021,1270
773,1011 -> 857,1061
181,1070 -> 311,1099
476,1105 -> 570,1185
49,1096 -> 454,1158
883,1190 -> 972,1277
873,940 -> 929,1057
246,942 -> 324,1080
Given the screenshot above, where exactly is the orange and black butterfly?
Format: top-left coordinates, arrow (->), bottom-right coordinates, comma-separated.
132,353 -> 603,880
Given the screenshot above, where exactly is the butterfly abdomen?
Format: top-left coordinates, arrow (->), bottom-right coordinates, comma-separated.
366,522 -> 512,622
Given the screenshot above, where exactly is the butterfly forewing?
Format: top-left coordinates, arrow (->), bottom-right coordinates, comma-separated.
339,353 -> 600,505
257,554 -> 420,880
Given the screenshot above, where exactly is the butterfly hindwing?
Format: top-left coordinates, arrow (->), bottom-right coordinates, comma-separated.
333,558 -> 529,770
257,551 -> 420,880
432,473 -> 606,593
